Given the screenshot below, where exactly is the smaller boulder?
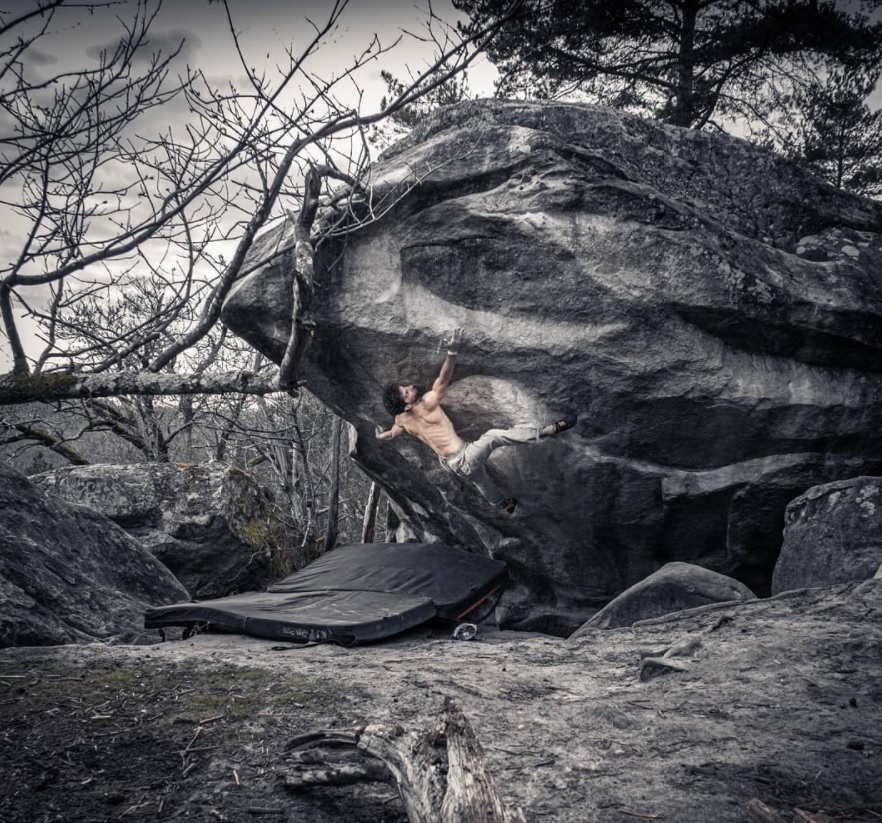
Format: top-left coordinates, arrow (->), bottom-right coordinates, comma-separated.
570,562 -> 756,635
773,476 -> 882,595
33,462 -> 281,599
0,462 -> 188,647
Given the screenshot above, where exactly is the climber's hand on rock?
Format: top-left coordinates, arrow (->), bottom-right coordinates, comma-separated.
447,327 -> 463,355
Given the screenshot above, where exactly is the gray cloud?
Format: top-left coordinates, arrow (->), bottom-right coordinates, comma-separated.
24,48 -> 58,67
86,28 -> 201,65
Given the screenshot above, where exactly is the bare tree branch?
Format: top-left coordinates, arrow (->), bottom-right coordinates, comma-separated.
1,0 -> 515,416
0,370 -> 284,406
2,421 -> 90,466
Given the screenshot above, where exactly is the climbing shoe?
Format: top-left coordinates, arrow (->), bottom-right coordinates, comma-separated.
540,413 -> 577,438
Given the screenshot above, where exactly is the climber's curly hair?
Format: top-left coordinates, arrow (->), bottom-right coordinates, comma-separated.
383,383 -> 425,416
383,384 -> 407,417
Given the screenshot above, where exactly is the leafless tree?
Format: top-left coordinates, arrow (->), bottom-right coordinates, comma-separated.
0,0 -> 516,408
0,0 -> 512,558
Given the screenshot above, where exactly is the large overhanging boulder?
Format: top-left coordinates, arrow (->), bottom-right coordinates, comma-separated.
221,99 -> 882,634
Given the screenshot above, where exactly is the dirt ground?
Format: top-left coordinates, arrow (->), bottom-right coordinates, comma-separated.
2,580 -> 881,823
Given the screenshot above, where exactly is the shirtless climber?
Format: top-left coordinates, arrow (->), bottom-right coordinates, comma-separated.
376,328 -> 576,514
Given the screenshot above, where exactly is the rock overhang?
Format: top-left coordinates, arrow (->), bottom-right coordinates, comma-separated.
221,99 -> 882,633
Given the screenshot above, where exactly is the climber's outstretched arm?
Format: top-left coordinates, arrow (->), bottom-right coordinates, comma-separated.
376,424 -> 405,440
426,328 -> 463,410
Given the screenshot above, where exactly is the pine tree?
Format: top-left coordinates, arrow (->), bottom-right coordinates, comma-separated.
787,65 -> 882,198
454,0 -> 882,130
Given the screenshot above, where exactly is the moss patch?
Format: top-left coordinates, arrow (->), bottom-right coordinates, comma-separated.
3,658 -> 340,721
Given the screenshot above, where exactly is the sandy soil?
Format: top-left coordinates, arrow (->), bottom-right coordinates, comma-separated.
2,580 -> 881,823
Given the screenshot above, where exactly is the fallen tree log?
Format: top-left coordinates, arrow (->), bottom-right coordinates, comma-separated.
284,697 -> 526,823
0,369 -> 283,406
747,799 -> 788,823
746,799 -> 838,823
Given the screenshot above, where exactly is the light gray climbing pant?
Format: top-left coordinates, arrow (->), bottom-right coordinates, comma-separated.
440,426 -> 540,506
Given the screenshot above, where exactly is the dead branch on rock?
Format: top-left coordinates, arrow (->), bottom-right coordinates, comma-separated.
277,165 -> 322,391
747,799 -> 789,823
285,760 -> 391,789
746,799 -> 839,823
792,810 -> 836,823
284,698 -> 526,823
1,420 -> 90,464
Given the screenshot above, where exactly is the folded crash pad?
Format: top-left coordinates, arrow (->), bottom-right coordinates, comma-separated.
144,543 -> 507,646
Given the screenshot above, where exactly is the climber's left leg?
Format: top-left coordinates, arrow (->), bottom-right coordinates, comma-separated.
462,426 -> 541,467
462,463 -> 507,507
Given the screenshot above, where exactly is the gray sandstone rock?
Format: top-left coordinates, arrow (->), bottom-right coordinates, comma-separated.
570,561 -> 756,634
773,476 -> 882,594
32,462 -> 278,599
221,99 -> 882,631
0,461 -> 188,647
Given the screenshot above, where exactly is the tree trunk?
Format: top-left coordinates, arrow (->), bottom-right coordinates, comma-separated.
324,415 -> 343,551
178,394 -> 194,459
361,481 -> 381,543
674,0 -> 700,127
278,165 -> 321,390
0,283 -> 30,376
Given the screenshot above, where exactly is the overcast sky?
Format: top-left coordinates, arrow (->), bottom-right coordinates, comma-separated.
2,0 -> 881,372
0,0 -> 498,371
11,0 -> 498,115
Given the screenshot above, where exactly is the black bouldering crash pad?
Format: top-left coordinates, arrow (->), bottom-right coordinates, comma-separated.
144,543 -> 507,646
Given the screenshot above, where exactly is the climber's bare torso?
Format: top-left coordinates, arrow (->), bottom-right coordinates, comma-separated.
393,385 -> 464,457
376,331 -> 465,456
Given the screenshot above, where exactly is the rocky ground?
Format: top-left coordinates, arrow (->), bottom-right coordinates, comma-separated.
2,580 -> 881,823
